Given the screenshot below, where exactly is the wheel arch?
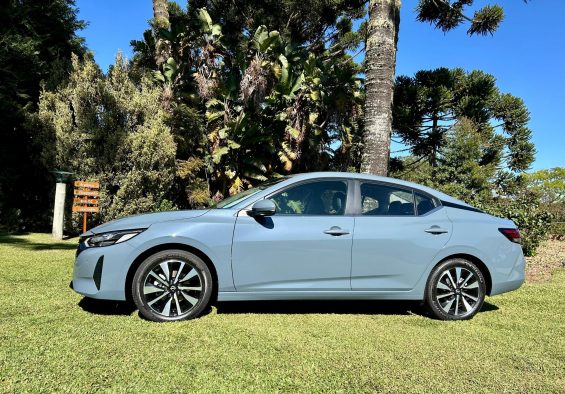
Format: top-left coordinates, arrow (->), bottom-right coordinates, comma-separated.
125,243 -> 219,304
435,253 -> 493,295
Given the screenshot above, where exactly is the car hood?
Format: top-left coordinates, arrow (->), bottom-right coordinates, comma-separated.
86,210 -> 209,235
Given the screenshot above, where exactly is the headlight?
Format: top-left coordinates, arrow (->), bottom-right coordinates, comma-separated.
83,229 -> 145,248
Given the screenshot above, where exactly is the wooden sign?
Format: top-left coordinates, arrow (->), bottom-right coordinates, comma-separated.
72,205 -> 100,213
74,181 -> 99,189
74,198 -> 99,205
75,189 -> 100,197
72,180 -> 100,232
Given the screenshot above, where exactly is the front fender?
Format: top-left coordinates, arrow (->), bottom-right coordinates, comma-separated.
127,212 -> 237,292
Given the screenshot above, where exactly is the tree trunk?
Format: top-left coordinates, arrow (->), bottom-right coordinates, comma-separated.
152,0 -> 170,68
361,0 -> 401,176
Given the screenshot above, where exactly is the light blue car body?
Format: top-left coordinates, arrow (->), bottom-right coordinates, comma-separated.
72,172 -> 525,302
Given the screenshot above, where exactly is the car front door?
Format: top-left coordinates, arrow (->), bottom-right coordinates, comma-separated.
351,181 -> 453,291
231,179 -> 354,291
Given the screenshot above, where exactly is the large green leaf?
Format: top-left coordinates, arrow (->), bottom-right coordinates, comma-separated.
197,8 -> 213,33
206,110 -> 224,122
278,55 -> 289,87
285,125 -> 300,140
211,24 -> 222,38
289,73 -> 305,97
152,70 -> 165,83
162,57 -> 178,82
212,146 -> 229,164
205,98 -> 222,108
253,26 -> 280,52
227,139 -> 241,149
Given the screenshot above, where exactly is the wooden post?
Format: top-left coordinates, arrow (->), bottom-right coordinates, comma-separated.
51,171 -> 72,240
83,212 -> 87,233
52,182 -> 67,240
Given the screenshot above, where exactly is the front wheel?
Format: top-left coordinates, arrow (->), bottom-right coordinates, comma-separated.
425,258 -> 486,320
132,249 -> 213,322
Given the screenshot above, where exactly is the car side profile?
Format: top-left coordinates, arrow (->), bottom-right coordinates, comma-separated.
71,172 -> 525,321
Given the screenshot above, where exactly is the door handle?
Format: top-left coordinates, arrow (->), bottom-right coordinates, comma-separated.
425,225 -> 449,235
323,226 -> 350,236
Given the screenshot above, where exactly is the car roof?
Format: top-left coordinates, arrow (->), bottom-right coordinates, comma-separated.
285,172 -> 474,207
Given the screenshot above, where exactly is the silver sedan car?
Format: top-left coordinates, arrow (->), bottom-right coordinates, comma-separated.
71,172 -> 525,321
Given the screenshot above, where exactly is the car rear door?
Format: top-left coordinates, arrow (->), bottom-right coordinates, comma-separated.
351,181 -> 452,291
231,179 -> 354,291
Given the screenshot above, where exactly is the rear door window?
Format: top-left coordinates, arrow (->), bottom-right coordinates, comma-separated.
360,183 -> 415,216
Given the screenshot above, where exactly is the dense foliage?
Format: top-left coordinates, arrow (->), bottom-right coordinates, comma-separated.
0,0 -> 85,230
36,54 -> 176,229
131,3 -> 366,204
525,168 -> 565,239
481,195 -> 553,256
524,168 -> 565,204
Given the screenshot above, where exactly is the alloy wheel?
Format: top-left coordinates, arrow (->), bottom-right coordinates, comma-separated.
434,266 -> 482,317
142,259 -> 204,318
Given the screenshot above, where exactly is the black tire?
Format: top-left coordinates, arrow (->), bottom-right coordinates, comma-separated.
132,249 -> 213,322
424,258 -> 486,320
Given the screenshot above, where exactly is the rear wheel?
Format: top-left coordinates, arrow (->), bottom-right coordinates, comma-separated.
425,258 -> 486,320
132,249 -> 213,322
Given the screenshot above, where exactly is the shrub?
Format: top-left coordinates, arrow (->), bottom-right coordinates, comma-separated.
545,202 -> 565,239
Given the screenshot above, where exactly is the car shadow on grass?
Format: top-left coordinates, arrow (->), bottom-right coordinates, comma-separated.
216,300 -> 420,316
0,233 -> 77,251
78,297 -> 137,316
76,297 -> 499,319
216,299 -> 499,317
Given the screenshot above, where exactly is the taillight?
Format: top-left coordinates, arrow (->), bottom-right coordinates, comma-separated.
499,228 -> 521,244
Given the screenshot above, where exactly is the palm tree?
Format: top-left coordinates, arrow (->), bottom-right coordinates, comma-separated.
361,0 -> 400,176
152,0 -> 170,68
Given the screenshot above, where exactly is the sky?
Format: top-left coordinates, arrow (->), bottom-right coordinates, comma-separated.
76,0 -> 565,171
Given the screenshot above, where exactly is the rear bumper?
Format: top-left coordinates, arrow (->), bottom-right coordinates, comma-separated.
490,250 -> 525,296
71,241 -> 137,301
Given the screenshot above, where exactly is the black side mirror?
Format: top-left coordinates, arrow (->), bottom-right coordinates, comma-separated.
249,199 -> 276,217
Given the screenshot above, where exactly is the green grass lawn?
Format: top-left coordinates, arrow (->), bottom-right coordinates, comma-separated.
1,233 -> 564,393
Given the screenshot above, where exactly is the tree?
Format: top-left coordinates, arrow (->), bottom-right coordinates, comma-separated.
392,67 -> 535,172
0,0 -> 85,230
524,167 -> 565,241
362,0 -> 509,176
524,168 -> 565,204
392,118 -> 498,201
37,54 -> 176,225
361,0 -> 400,176
152,0 -> 171,68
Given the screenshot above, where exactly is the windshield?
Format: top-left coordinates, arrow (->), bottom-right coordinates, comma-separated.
214,177 -> 288,209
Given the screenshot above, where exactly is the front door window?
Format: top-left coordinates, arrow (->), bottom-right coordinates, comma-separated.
270,180 -> 348,215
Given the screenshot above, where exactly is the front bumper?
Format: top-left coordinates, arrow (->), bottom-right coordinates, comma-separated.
71,240 -> 137,301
